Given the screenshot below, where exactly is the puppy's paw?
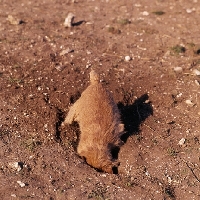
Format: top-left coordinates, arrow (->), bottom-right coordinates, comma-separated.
102,165 -> 113,174
101,161 -> 120,174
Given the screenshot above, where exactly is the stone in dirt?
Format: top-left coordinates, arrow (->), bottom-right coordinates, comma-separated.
178,138 -> 186,146
64,13 -> 75,28
8,162 -> 23,172
7,15 -> 23,25
17,181 -> 26,187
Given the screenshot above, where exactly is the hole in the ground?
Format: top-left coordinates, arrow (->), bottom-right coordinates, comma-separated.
112,166 -> 118,174
111,146 -> 120,160
55,108 -> 65,142
164,185 -> 176,199
70,91 -> 81,104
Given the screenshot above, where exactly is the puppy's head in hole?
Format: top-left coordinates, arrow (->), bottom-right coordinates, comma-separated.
79,145 -> 120,174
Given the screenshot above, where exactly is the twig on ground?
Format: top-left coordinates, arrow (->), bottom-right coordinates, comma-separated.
184,161 -> 200,182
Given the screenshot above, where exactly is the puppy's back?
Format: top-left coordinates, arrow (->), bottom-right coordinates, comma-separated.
76,70 -> 121,144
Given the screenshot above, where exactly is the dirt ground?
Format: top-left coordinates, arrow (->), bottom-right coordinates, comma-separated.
0,0 -> 200,199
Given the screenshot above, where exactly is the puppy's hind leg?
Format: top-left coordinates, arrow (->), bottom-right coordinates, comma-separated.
62,104 -> 77,126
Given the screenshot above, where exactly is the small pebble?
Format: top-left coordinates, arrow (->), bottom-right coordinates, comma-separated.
86,50 -> 92,55
174,67 -> 183,72
64,12 -> 75,28
7,15 -> 22,25
55,65 -> 65,71
178,138 -> 186,146
8,162 -> 23,172
86,21 -> 93,25
142,11 -> 149,16
185,99 -> 194,106
17,181 -> 26,187
166,120 -> 175,124
186,8 -> 193,13
145,171 -> 150,177
176,93 -> 182,98
167,176 -> 172,184
37,86 -> 42,91
193,69 -> 200,76
60,48 -> 73,56
125,56 -> 131,62
194,80 -> 200,86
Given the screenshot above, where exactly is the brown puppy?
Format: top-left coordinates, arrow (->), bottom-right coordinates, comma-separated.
62,70 -> 124,173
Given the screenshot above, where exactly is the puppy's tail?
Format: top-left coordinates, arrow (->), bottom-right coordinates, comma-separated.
90,70 -> 100,84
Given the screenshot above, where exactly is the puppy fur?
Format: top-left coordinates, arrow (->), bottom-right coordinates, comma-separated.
62,70 -> 124,173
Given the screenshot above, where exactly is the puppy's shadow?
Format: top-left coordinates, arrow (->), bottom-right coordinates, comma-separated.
118,93 -> 153,143
72,20 -> 85,26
